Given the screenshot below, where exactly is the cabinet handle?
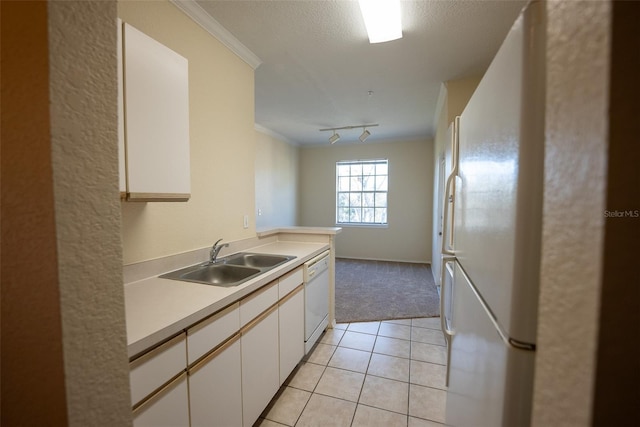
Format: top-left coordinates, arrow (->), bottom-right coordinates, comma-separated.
187,302 -> 239,336
241,280 -> 277,306
127,192 -> 190,202
188,333 -> 241,375
241,303 -> 278,335
279,284 -> 304,305
129,332 -> 185,367
132,371 -> 187,414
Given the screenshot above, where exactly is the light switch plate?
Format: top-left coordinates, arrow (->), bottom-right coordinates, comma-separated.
243,214 -> 249,229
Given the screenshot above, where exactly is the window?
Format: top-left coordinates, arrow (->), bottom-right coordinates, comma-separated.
336,159 -> 388,225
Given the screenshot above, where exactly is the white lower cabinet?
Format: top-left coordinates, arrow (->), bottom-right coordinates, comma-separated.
188,334 -> 242,427
279,285 -> 305,385
133,373 -> 189,427
130,333 -> 189,427
130,266 -> 310,426
241,305 -> 280,427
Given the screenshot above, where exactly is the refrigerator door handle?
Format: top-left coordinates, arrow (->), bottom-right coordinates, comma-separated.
440,256 -> 455,337
441,173 -> 456,256
455,262 -> 536,352
440,256 -> 456,386
441,116 -> 460,256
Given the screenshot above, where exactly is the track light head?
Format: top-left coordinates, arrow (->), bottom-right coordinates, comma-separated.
359,129 -> 371,142
320,123 -> 377,144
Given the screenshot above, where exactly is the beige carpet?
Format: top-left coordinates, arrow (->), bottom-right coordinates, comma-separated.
335,258 -> 440,323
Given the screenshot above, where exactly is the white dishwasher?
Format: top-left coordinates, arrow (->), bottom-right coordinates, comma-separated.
303,251 -> 330,354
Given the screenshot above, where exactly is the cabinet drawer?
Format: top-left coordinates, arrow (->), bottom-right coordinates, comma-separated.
279,267 -> 303,299
132,372 -> 189,427
187,302 -> 239,365
130,333 -> 186,407
240,281 -> 278,327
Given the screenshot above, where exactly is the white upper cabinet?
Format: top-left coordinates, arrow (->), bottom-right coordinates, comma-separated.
117,19 -> 126,197
119,21 -> 191,201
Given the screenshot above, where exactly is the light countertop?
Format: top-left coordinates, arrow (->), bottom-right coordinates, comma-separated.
256,226 -> 342,237
124,240 -> 329,358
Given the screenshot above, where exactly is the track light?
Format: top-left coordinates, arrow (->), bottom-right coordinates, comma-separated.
359,129 -> 371,142
319,123 -> 379,144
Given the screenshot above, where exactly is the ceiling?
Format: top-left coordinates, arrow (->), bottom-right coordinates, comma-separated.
194,0 -> 528,146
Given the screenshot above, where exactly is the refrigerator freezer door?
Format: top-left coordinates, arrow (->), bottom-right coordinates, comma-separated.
454,0 -> 544,344
446,261 -> 535,427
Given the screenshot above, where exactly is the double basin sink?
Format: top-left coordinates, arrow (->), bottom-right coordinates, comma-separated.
159,253 -> 296,287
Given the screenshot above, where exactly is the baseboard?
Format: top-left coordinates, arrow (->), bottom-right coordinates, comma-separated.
336,256 -> 431,265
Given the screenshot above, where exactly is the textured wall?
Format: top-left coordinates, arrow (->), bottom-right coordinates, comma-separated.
119,0 -> 256,264
255,129 -> 299,229
532,1 -> 611,425
48,1 -> 132,425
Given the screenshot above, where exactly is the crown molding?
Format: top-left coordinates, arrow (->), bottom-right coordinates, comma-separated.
170,0 -> 262,70
255,124 -> 298,146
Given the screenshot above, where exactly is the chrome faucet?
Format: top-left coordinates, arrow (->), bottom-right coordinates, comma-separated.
209,238 -> 229,264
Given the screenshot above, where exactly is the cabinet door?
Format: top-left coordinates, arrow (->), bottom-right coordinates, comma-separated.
133,373 -> 189,427
187,303 -> 240,365
189,335 -> 242,427
279,285 -> 304,385
117,19 -> 126,197
123,23 -> 190,201
129,333 -> 186,407
241,305 -> 279,427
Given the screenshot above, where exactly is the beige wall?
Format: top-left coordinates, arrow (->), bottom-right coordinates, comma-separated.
446,77 -> 482,125
299,139 -> 433,262
255,129 -> 299,229
119,0 -> 256,264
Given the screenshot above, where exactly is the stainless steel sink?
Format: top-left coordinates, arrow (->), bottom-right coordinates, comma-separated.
160,264 -> 261,287
224,253 -> 295,269
182,264 -> 261,286
159,252 -> 295,287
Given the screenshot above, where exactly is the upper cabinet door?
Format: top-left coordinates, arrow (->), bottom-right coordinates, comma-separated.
122,22 -> 191,201
117,19 -> 126,198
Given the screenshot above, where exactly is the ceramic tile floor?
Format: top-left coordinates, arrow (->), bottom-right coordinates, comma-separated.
257,317 -> 447,427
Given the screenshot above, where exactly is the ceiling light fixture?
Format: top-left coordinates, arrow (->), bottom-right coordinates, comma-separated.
329,131 -> 340,144
358,0 -> 403,44
320,124 -> 379,144
359,129 -> 371,143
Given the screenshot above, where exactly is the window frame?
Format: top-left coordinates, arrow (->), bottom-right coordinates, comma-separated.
335,159 -> 389,227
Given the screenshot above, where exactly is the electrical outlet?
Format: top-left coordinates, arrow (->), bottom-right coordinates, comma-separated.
243,214 -> 249,229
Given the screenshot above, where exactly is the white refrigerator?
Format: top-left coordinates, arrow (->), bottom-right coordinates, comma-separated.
440,1 -> 545,425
